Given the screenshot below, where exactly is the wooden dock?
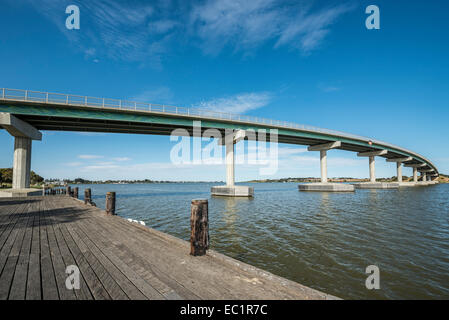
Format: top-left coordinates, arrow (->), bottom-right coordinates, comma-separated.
0,196 -> 336,300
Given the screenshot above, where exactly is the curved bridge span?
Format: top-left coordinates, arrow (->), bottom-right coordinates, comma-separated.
0,88 -> 439,195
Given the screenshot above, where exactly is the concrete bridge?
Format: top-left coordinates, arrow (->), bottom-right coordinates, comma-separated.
0,88 -> 439,197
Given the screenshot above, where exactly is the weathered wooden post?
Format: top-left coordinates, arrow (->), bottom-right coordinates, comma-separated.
84,188 -> 92,205
42,186 -> 46,196
105,192 -> 116,215
73,187 -> 79,199
66,186 -> 71,196
190,199 -> 209,256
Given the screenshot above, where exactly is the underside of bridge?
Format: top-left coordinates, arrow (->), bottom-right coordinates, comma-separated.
0,98 -> 439,195
4,113 -> 433,166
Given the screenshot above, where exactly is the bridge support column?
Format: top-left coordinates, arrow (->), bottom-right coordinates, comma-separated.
413,167 -> 418,183
12,137 -> 32,189
211,130 -> 253,197
385,157 -> 413,186
320,150 -> 328,183
0,113 -> 42,198
225,138 -> 235,187
353,149 -> 398,189
369,156 -> 376,183
299,141 -> 354,192
396,162 -> 402,183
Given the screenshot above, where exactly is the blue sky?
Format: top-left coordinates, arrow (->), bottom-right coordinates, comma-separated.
1,0 -> 448,181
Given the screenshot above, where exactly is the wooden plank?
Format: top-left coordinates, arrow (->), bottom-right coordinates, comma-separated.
99,218 -> 213,298
0,203 -> 27,274
44,201 -> 77,300
0,201 -> 28,253
25,198 -> 41,300
69,224 -> 147,300
54,200 -> 154,299
57,215 -> 111,300
0,196 -> 333,300
0,201 -> 33,299
8,201 -> 36,299
0,200 -> 23,236
45,197 -> 93,300
64,222 -> 128,300
39,198 -> 59,300
73,218 -> 164,300
94,210 -> 286,299
75,208 -> 199,299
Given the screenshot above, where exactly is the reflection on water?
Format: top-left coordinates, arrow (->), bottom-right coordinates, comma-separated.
73,182 -> 449,299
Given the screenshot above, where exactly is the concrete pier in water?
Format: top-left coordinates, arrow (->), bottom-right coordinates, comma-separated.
299,141 -> 355,192
211,130 -> 253,197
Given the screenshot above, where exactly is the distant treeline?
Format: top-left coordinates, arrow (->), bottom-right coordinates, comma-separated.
46,178 -> 222,184
0,168 -> 44,185
246,176 -> 426,183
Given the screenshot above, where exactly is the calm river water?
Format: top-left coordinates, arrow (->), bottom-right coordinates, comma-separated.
73,182 -> 449,299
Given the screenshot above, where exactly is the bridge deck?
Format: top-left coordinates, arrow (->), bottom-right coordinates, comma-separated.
0,196 -> 334,300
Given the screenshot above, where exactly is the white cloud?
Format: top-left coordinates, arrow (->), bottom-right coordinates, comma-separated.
84,48 -> 96,58
190,0 -> 355,54
16,0 -> 355,65
189,0 -> 280,54
78,155 -> 104,159
150,20 -> 179,34
82,164 -> 120,171
113,157 -> 132,162
198,92 -> 271,114
277,147 -> 308,156
67,162 -> 82,167
275,4 -> 354,52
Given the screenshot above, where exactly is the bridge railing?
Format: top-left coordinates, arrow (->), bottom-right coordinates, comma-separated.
1,88 -> 338,132
0,88 -> 437,170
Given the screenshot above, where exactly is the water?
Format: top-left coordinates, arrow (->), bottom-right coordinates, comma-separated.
73,182 -> 449,299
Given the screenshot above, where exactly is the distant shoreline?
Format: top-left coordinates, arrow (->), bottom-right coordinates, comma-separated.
1,175 -> 447,190
246,176 -> 448,183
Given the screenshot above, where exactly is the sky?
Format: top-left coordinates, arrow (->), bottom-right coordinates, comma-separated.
0,0 -> 448,181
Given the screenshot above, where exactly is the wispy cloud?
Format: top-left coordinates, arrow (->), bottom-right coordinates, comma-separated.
78,154 -> 104,160
190,0 -> 355,54
18,0 -> 167,67
113,157 -> 132,162
274,3 -> 354,53
67,162 -> 82,167
16,0 -> 355,65
82,164 -> 120,171
318,84 -> 340,92
130,87 -> 174,103
198,92 -> 271,114
150,19 -> 179,34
